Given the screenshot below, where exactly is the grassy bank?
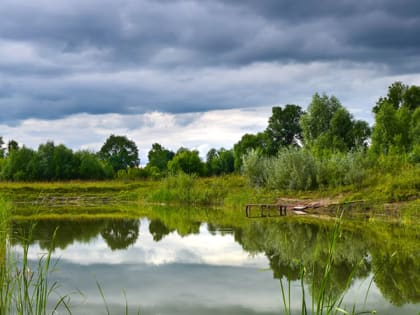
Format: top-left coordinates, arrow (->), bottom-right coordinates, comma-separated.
0,169 -> 418,221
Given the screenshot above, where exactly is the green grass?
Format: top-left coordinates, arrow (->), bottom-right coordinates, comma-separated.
1,169 -> 418,222
0,199 -> 72,315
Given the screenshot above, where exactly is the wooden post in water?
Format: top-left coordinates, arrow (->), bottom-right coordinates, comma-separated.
245,204 -> 287,218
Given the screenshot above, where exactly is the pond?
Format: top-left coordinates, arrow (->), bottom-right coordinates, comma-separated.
8,207 -> 420,315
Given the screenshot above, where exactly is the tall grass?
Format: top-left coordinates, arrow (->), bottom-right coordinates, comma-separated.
149,172 -> 228,206
0,198 -> 72,315
279,214 -> 376,315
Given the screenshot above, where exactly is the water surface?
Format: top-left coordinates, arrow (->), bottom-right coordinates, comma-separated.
10,208 -> 420,314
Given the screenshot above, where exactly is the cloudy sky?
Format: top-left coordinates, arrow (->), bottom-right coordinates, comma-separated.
1,0 -> 420,163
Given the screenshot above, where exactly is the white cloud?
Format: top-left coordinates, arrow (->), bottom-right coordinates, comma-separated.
1,107 -> 271,163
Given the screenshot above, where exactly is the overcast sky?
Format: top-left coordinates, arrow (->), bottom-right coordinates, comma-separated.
1,0 -> 420,163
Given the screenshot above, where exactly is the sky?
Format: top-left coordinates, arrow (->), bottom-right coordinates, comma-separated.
1,0 -> 420,163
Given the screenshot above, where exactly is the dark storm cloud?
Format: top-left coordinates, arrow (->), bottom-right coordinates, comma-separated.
1,0 -> 419,123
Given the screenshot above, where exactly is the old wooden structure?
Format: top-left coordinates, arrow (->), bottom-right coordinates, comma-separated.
245,204 -> 288,218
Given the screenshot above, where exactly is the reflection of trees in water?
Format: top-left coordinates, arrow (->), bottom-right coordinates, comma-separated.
149,219 -> 174,241
146,206 -> 202,238
371,243 -> 420,305
234,219 -> 420,306
234,220 -> 371,299
8,210 -> 419,306
10,219 -> 107,250
10,218 -> 141,251
101,219 -> 140,250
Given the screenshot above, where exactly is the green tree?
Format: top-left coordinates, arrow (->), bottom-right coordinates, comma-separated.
0,137 -> 5,158
147,143 -> 175,172
371,101 -> 412,154
265,104 -> 303,155
98,135 -> 139,172
371,82 -> 420,156
300,93 -> 370,153
300,93 -> 341,143
206,148 -> 235,175
233,132 -> 269,170
37,141 -> 56,180
404,85 -> 420,111
1,146 -> 37,181
53,144 -> 75,180
7,140 -> 19,155
352,120 -> 371,148
374,81 -> 420,113
410,107 -> 420,161
75,150 -> 108,180
168,148 -> 204,175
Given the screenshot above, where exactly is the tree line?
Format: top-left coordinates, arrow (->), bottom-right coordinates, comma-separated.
0,81 -> 418,182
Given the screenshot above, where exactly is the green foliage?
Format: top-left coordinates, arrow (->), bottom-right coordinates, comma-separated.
1,147 -> 37,181
150,172 -> 229,206
0,209 -> 72,314
0,136 -> 4,159
167,148 -> 204,175
117,167 -> 150,181
7,140 -> 19,155
76,150 -> 113,180
52,144 -> 76,180
371,102 -> 412,155
266,148 -> 318,190
242,148 -> 368,190
147,143 -> 175,172
98,134 -> 139,172
374,81 -> 420,113
300,93 -> 341,143
233,132 -> 269,170
265,104 -> 303,155
241,149 -> 270,187
206,148 -> 235,176
316,150 -> 368,189
371,82 -> 420,156
0,144 -> 114,181
300,93 -> 370,153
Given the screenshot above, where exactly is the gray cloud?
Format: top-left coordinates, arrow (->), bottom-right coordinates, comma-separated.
1,0 -> 420,124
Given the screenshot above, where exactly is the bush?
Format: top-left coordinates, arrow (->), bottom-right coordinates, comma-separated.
268,148 -> 317,190
242,148 -> 368,191
241,149 -> 270,187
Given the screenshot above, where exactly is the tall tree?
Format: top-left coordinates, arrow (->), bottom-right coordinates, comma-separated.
0,137 -> 5,158
374,81 -> 420,113
265,104 -> 303,155
300,93 -> 370,153
167,148 -> 204,175
7,140 -> 19,155
371,83 -> 420,155
147,143 -> 175,172
206,148 -> 234,175
52,144 -> 75,180
233,132 -> 269,170
1,146 -> 37,181
98,135 -> 139,172
37,141 -> 56,180
371,101 -> 412,154
300,93 -> 341,143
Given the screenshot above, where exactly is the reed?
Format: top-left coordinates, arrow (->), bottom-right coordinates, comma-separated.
0,198 -> 72,315
279,213 -> 377,315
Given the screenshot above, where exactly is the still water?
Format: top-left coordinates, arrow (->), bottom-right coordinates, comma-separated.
10,209 -> 420,315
